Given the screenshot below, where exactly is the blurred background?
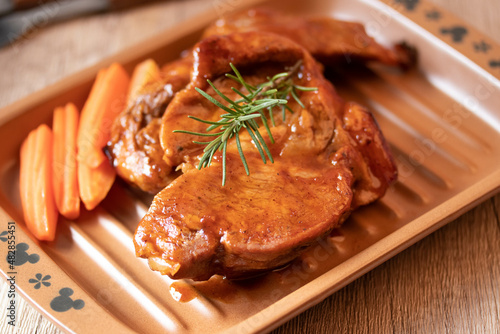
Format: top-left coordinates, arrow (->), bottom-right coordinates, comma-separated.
0,0 -> 212,108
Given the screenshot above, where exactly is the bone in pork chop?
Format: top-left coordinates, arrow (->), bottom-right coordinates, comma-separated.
106,8 -> 408,194
134,32 -> 397,280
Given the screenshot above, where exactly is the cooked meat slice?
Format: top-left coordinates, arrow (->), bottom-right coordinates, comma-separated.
203,7 -> 413,68
135,32 -> 397,280
135,154 -> 354,280
340,102 -> 397,208
106,56 -> 191,193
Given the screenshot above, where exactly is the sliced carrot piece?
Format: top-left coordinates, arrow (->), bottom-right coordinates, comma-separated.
77,63 -> 130,168
19,130 -> 35,231
52,103 -> 80,219
19,124 -> 58,241
78,160 -> 116,211
77,68 -> 106,168
127,58 -> 160,104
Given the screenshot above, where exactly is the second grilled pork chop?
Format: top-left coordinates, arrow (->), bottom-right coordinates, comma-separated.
106,56 -> 192,193
134,32 -> 397,280
203,7 -> 412,68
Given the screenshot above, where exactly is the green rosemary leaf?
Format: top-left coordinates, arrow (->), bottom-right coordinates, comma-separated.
236,114 -> 260,122
221,141 -> 228,186
220,126 -> 234,143
204,136 -> 223,153
270,72 -> 289,81
173,130 -> 225,137
206,118 -> 232,131
290,88 -> 305,109
284,104 -> 294,113
195,87 -> 237,115
231,87 -> 253,102
198,147 -> 214,170
229,63 -> 253,93
251,85 -> 264,98
263,89 -> 278,96
268,106 -> 276,127
293,85 -> 319,91
225,73 -> 240,83
247,100 -> 286,113
259,110 -> 275,144
245,126 -> 267,164
235,131 -> 249,176
253,125 -> 274,163
206,141 -> 221,168
207,79 -> 239,107
248,118 -> 260,131
188,115 -> 231,126
253,98 -> 284,105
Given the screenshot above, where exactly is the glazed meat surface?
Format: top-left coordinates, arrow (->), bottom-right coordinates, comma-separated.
203,8 -> 412,68
106,56 -> 191,193
136,154 -> 354,280
134,32 -> 397,280
107,8 -> 408,193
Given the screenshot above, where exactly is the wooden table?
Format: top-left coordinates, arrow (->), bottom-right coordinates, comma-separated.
0,0 -> 498,333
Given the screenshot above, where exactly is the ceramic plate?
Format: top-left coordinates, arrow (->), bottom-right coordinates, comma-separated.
0,0 -> 499,333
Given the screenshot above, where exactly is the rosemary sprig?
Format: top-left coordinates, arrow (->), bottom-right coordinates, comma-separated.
174,60 -> 317,185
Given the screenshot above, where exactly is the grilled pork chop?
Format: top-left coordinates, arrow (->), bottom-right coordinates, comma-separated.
203,7 -> 412,68
106,8 -> 408,193
134,32 -> 397,280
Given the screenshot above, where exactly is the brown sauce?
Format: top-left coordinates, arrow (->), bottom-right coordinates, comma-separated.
167,218 -> 394,305
169,281 -> 198,303
193,275 -> 240,303
169,276 -> 242,303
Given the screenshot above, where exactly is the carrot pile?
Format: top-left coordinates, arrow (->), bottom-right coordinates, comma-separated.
19,59 -> 158,241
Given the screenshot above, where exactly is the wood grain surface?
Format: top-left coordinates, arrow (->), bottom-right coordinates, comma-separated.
0,0 -> 499,333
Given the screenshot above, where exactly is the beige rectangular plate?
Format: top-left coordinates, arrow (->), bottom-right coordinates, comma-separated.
1,0 -> 499,333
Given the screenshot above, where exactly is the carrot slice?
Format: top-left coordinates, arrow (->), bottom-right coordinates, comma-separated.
52,103 -> 80,219
76,63 -> 130,210
19,124 -> 58,241
77,63 -> 130,168
127,59 -> 160,104
78,160 -> 116,211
